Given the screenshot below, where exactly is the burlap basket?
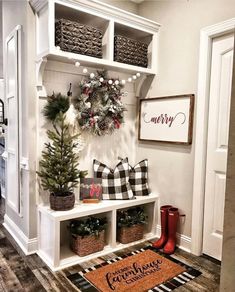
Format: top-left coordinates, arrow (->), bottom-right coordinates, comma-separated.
55,19 -> 103,58
114,35 -> 148,67
50,193 -> 75,211
71,230 -> 105,257
117,224 -> 144,244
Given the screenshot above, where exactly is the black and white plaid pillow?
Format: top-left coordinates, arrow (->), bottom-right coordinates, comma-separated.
93,158 -> 134,200
119,158 -> 150,196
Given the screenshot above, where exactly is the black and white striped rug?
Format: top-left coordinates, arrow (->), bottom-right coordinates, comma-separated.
66,246 -> 201,292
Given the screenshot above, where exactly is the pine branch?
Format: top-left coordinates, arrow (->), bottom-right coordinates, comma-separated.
43,93 -> 69,121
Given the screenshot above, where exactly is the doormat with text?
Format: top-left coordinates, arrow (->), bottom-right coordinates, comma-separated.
67,246 -> 201,292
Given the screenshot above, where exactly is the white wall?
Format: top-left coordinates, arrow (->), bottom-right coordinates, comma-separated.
137,0 -> 235,238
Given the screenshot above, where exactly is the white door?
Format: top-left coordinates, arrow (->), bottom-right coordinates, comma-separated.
5,27 -> 21,214
203,33 -> 234,260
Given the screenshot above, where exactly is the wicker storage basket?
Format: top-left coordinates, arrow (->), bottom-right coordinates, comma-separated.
71,230 -> 105,257
117,224 -> 144,244
50,193 -> 75,211
114,35 -> 148,68
55,19 -> 103,58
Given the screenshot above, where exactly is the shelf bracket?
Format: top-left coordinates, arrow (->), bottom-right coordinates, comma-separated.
135,74 -> 155,99
36,57 -> 47,96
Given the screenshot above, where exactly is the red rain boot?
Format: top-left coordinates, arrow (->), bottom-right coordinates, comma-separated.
163,207 -> 179,254
152,205 -> 172,249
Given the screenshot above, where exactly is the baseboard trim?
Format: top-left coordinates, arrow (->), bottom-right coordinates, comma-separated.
3,214 -> 38,255
156,225 -> 191,253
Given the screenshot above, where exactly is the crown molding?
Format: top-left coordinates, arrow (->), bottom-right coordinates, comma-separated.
30,0 -> 161,32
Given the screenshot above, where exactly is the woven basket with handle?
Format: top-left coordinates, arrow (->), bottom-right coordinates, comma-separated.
71,230 -> 105,257
117,224 -> 144,244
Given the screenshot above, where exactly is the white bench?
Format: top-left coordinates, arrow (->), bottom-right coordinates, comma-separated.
37,193 -> 159,271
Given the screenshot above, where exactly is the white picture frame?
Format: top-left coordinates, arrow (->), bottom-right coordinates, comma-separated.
138,95 -> 194,145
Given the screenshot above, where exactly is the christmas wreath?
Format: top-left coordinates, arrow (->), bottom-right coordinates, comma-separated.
76,71 -> 126,136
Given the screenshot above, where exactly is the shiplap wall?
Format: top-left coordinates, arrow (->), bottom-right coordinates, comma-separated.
39,61 -> 138,201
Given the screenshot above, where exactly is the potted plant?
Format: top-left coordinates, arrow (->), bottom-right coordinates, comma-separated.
117,206 -> 147,244
37,112 -> 87,211
69,217 -> 107,256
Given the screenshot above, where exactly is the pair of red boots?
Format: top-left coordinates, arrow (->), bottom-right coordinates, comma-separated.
152,205 -> 181,254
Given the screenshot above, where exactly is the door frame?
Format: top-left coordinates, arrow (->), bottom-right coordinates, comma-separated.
191,18 -> 235,256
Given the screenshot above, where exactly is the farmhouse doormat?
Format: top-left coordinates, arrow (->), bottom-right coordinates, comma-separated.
67,247 -> 201,292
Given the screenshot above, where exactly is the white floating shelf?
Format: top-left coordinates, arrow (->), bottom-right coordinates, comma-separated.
39,50 -> 158,75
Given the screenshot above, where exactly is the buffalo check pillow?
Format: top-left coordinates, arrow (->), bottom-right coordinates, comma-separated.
93,158 -> 134,200
119,157 -> 150,196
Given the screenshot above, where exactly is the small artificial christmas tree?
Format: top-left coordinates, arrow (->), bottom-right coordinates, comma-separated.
37,112 -> 87,210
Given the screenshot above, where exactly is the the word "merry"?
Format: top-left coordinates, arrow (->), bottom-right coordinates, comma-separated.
143,112 -> 186,127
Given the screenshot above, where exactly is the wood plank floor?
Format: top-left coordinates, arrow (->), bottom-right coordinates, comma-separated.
0,199 -> 220,291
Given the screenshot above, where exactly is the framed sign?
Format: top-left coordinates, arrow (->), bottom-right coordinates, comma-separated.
138,94 -> 194,144
80,178 -> 102,203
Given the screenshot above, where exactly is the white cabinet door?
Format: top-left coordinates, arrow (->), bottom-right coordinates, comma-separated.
203,33 -> 234,260
5,26 -> 21,214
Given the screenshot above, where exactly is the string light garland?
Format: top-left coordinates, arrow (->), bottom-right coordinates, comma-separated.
77,64 -> 141,84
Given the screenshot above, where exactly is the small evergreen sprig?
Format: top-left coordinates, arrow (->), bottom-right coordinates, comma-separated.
37,112 -> 87,196
117,206 -> 147,228
69,217 -> 107,238
43,93 -> 69,121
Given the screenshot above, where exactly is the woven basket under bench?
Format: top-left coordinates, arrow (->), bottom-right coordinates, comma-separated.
71,230 -> 105,257
114,35 -> 148,68
55,19 -> 103,58
117,224 -> 144,244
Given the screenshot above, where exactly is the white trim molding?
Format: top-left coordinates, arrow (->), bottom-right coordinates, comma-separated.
3,215 -> 38,255
156,225 -> 191,253
191,18 -> 235,256
30,0 -> 161,32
